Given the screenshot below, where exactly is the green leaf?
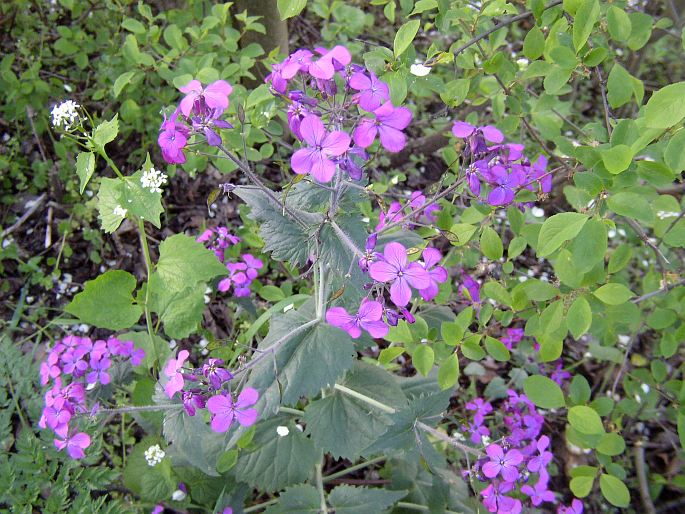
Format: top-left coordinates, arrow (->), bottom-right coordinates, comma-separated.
394,20 -> 420,58
304,362 -> 407,460
537,212 -> 589,256
156,234 -> 227,293
238,415 -> 319,492
665,129 -> 685,173
599,474 -> 630,507
480,226 -> 503,260
328,485 -> 407,514
568,405 -> 605,435
97,177 -> 126,233
277,0 -> 307,20
92,114 -> 119,150
601,145 -> 634,174
76,152 -> 95,195
123,438 -> 175,502
121,17 -> 146,34
567,296 -> 592,339
645,82 -> 685,129
570,219 -> 607,272
523,375 -> 565,409
596,432 -> 626,456
259,285 -> 286,302
162,24 -> 187,51
246,300 -> 355,416
606,192 -> 653,223
441,321 -> 464,345
607,64 -> 634,108
570,475 -> 595,498
215,449 -> 239,473
608,244 -> 632,273
437,353 -> 460,390
484,337 -> 510,362
121,170 -> 165,227
523,25 -> 545,60
113,70 -> 136,98
413,345 -> 435,376
65,270 -> 142,330
482,281 -> 512,307
607,6 -> 631,42
264,485 -> 320,513
593,283 -> 634,305
572,0 -> 600,52
149,278 -> 206,339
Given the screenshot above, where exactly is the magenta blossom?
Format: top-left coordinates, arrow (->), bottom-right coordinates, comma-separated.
201,358 -> 233,389
452,121 -> 504,144
459,273 -> 481,305
481,481 -> 521,514
353,102 -> 412,153
307,45 -> 351,80
349,71 -> 390,111
242,254 -> 264,280
482,444 -> 524,482
163,350 -> 189,399
217,262 -> 249,293
558,499 -> 583,514
527,435 -> 553,472
521,480 -> 555,507
368,242 -> 430,307
206,388 -> 259,433
291,115 -> 351,182
54,425 -> 91,460
487,165 -> 525,206
178,79 -> 232,117
326,300 -> 389,339
158,110 -> 188,164
418,247 -> 448,301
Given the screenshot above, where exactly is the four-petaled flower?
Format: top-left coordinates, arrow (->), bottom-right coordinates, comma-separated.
207,388 -> 259,433
54,425 -> 91,460
418,247 -> 448,301
482,443 -> 524,482
369,242 -> 430,306
291,115 -> 351,182
349,70 -> 390,111
163,350 -> 189,399
353,102 -> 412,153
178,79 -> 233,117
326,300 -> 389,339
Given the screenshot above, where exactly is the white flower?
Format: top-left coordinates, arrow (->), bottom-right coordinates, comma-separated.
410,63 -> 431,77
140,166 -> 168,193
641,383 -> 650,394
51,100 -> 80,129
144,444 -> 166,466
113,205 -> 127,218
531,207 -> 545,218
276,426 -> 290,437
171,489 -> 187,501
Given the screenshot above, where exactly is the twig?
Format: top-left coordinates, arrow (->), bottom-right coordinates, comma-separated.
596,67 -> 613,136
632,279 -> 685,303
425,0 -> 563,65
1,193 -> 47,238
656,210 -> 685,246
44,205 -> 53,249
623,217 -> 670,281
634,441 -> 657,514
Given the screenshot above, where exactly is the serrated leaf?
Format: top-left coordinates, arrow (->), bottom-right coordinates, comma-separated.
304,362 -> 407,460
264,485 -> 320,513
123,437 -> 175,502
149,278 -> 206,339
328,485 -> 408,514
97,177 -> 127,233
246,300 -> 356,417
76,152 -> 95,194
523,375 -> 565,409
156,234 -> 227,293
537,212 -> 588,256
92,114 -> 119,149
238,415 -> 318,493
65,270 -> 142,330
121,171 -> 164,228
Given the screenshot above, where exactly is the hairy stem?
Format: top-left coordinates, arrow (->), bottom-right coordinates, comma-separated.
330,220 -> 365,259
315,461 -> 328,513
415,421 -> 484,457
322,456 -> 386,482
333,383 -> 396,414
137,219 -> 159,369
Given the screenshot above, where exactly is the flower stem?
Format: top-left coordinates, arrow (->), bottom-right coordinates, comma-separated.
315,461 -> 328,514
243,499 -> 278,513
415,420 -> 484,457
137,218 -> 159,370
332,383 -> 396,414
279,406 -> 305,416
322,456 -> 386,482
330,220 -> 364,259
95,404 -> 182,415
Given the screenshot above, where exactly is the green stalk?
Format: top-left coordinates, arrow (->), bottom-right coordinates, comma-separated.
137,218 -> 159,370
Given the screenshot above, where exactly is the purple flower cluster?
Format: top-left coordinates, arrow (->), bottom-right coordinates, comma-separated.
39,335 -> 145,459
162,350 -> 259,433
197,226 -> 263,297
463,390 -> 583,514
327,241 -> 447,338
265,45 -> 413,183
452,121 -> 551,207
158,79 -> 233,164
375,191 -> 440,232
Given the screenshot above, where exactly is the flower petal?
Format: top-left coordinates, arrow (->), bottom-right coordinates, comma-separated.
389,277 -> 412,306
451,121 -> 475,138
368,261 -> 398,282
322,131 -> 351,156
383,242 -> 408,270
236,387 -> 259,408
291,147 -> 317,175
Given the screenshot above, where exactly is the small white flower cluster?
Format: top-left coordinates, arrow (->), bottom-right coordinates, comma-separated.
141,167 -> 168,193
51,100 -> 80,129
410,62 -> 431,77
144,444 -> 166,466
113,205 -> 127,218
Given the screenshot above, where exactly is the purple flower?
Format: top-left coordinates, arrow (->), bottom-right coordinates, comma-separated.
501,328 -> 524,350
151,506 -> 164,514
482,444 -> 524,482
358,233 -> 380,272
558,499 -> 583,514
291,115 -> 351,183
178,79 -> 233,118
375,201 -> 403,231
452,121 -> 504,143
487,165 -> 525,206
242,254 -> 264,280
207,388 -> 259,432
550,362 -> 571,386
527,435 -> 553,472
86,355 -> 111,385
368,242 -> 431,307
217,262 -> 249,293
44,397 -> 72,430
54,425 -> 91,460
353,102 -> 412,153
307,45 -> 351,80
529,155 -> 551,194
182,390 -> 206,417
459,273 -> 481,304
326,300 -> 389,339
130,347 -> 146,367
521,479 -> 554,506
202,358 -> 233,389
481,481 -> 521,514
466,398 -> 493,426
349,71 -> 390,111
163,350 -> 189,399
265,56 -> 302,93
61,350 -> 88,376
158,110 -> 188,165
192,108 -> 233,147
418,247 -> 448,301
339,146 -> 368,180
